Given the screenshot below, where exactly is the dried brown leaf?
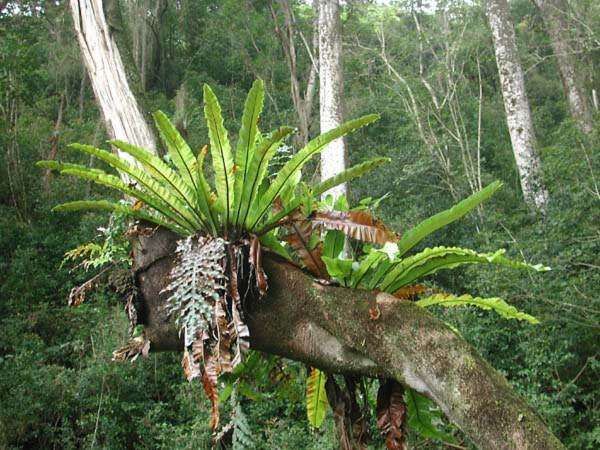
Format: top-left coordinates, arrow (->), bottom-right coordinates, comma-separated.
67,268 -> 109,306
311,210 -> 397,244
393,285 -> 429,300
376,379 -> 407,450
202,355 -> 220,431
249,234 -> 268,297
182,346 -> 201,381
112,336 -> 150,362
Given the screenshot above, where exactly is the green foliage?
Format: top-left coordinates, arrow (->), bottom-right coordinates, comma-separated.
395,181 -> 503,257
405,390 -> 455,443
321,186 -> 544,327
416,294 -> 539,324
61,213 -> 130,271
41,83 -> 380,245
306,368 -> 329,429
1,0 -> 598,447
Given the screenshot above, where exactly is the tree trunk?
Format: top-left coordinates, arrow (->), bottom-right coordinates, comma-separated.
269,0 -> 318,146
485,0 -> 549,211
69,0 -> 564,447
533,0 -> 595,135
69,0 -> 156,157
132,226 -> 564,450
43,91 -> 66,191
318,0 -> 347,200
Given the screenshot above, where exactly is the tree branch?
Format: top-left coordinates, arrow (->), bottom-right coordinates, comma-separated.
132,227 -> 564,450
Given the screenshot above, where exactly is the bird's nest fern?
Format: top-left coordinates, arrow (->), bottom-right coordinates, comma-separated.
40,80 -> 550,441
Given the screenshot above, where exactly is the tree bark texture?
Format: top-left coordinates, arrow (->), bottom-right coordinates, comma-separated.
485,0 -> 549,211
132,226 -> 564,450
533,0 -> 595,135
69,0 -> 156,159
318,0 -> 347,199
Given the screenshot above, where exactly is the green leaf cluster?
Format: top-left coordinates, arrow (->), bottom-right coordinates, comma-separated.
38,80 -> 382,241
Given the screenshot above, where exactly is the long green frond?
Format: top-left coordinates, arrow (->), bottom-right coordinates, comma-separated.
380,246 -> 550,292
36,160 -> 105,175
59,167 -> 195,234
109,139 -> 209,229
416,293 -> 539,323
153,111 -> 198,192
68,143 -> 203,230
53,200 -> 187,235
239,126 -> 295,229
396,181 -> 502,257
203,84 -> 234,227
233,79 -> 265,226
312,157 -> 390,198
249,114 -> 379,230
306,367 -> 328,429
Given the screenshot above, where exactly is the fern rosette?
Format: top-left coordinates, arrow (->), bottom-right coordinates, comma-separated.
42,80 -> 550,442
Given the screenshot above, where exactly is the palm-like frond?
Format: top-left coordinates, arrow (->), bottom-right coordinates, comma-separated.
53,200 -> 187,235
379,246 -> 549,293
248,114 -> 379,230
203,84 -> 235,227
396,181 -> 502,257
233,79 -> 265,227
416,293 -> 539,323
153,110 -> 198,193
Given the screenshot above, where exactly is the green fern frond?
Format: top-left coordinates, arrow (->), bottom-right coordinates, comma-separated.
396,181 -> 502,257
416,293 -> 539,323
306,367 -> 328,429
59,167 -> 195,233
239,127 -> 295,229
233,79 -> 265,227
68,143 -> 203,230
380,246 -> 549,293
153,111 -> 199,193
250,114 -> 379,230
53,200 -> 187,235
312,157 -> 390,198
109,139 -> 211,230
203,84 -> 235,227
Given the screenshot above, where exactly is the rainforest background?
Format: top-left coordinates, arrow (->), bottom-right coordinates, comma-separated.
0,0 -> 598,448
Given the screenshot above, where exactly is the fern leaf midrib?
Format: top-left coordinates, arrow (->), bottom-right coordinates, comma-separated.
240,132 -> 289,229
234,89 -> 262,228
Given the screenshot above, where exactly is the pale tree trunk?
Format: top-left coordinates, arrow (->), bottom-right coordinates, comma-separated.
533,0 -> 595,135
485,0 -> 549,211
69,0 -> 156,158
69,1 -> 564,447
319,0 -> 346,200
269,0 -> 318,146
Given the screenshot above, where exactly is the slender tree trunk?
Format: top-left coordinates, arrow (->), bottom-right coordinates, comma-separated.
485,0 -> 549,211
318,0 -> 346,200
69,0 -> 156,158
43,92 -> 66,191
533,0 -> 595,135
269,0 -> 318,146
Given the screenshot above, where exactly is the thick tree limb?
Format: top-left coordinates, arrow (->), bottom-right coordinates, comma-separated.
132,227 -> 564,450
